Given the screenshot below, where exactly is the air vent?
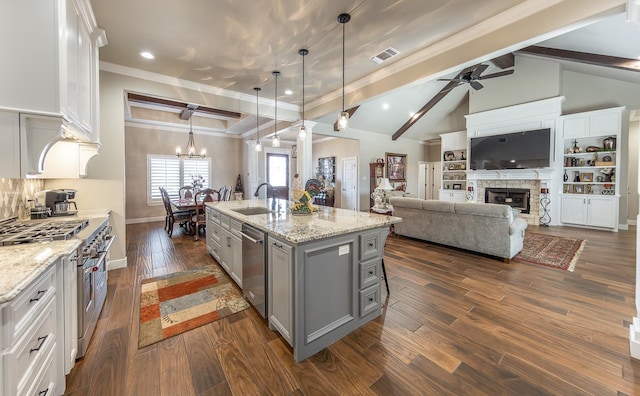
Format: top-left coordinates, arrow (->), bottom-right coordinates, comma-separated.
369,47 -> 399,64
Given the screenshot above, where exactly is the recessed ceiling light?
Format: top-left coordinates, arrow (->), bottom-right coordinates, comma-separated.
284,89 -> 293,95
139,51 -> 155,60
382,103 -> 390,110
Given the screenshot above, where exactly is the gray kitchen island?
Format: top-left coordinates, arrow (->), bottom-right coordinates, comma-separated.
205,199 -> 401,362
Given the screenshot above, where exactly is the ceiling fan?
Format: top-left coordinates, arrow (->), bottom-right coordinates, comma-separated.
437,64 -> 514,91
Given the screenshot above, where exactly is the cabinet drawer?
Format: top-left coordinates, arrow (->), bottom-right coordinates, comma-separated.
3,265 -> 55,344
359,259 -> 380,289
220,214 -> 230,230
359,285 -> 380,317
208,208 -> 221,224
230,219 -> 242,236
209,240 -> 222,263
23,340 -> 57,396
359,231 -> 380,261
6,298 -> 56,396
210,224 -> 221,244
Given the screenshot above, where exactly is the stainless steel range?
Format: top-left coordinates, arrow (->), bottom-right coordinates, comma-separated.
0,215 -> 114,359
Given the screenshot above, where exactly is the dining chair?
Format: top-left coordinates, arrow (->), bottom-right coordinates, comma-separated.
192,188 -> 220,240
160,187 -> 192,237
179,186 -> 194,199
223,186 -> 233,201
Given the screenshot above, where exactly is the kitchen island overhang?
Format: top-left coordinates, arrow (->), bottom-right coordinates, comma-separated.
206,199 -> 401,362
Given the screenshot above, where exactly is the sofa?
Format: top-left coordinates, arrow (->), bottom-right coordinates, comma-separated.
388,197 -> 528,261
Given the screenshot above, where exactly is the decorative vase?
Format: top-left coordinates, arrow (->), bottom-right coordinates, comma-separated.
602,136 -> 616,150
563,170 -> 568,182
574,171 -> 580,182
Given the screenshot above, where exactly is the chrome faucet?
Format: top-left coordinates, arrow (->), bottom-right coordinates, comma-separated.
253,183 -> 278,210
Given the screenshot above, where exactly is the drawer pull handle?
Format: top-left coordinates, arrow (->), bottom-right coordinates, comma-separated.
30,290 -> 46,303
39,388 -> 49,396
273,242 -> 283,248
30,335 -> 48,354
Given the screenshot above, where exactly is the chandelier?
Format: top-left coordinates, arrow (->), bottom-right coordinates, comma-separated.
175,115 -> 206,158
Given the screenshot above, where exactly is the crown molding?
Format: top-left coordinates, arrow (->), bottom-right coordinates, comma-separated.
100,61 -> 299,112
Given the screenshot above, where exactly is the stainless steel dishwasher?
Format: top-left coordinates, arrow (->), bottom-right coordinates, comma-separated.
239,224 -> 267,318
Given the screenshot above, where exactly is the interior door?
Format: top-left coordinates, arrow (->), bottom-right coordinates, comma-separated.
341,157 -> 357,211
267,153 -> 289,199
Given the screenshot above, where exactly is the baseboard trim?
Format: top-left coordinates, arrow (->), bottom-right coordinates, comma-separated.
108,257 -> 127,270
628,219 -> 637,226
126,216 -> 165,224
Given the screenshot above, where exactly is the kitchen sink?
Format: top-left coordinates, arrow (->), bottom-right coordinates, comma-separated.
231,207 -> 275,216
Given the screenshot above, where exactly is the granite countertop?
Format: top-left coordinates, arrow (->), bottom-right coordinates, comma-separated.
0,239 -> 82,304
206,199 -> 401,244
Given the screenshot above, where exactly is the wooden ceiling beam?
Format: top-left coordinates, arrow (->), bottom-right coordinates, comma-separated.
391,65 -> 477,141
490,53 -> 515,69
518,46 -> 640,73
127,93 -> 242,119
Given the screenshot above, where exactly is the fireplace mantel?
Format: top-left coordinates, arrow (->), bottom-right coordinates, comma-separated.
467,168 -> 555,181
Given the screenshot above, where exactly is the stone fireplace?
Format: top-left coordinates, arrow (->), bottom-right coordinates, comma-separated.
475,179 -> 542,225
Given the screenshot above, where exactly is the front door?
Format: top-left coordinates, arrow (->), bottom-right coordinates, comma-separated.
267,153 -> 289,200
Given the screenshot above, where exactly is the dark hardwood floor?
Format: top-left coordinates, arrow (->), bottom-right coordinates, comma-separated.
64,221 -> 640,395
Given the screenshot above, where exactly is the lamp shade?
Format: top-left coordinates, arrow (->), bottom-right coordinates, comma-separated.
376,177 -> 393,191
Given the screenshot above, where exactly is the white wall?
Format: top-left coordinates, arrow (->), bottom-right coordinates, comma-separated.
469,56 -> 561,114
629,119 -> 639,222
311,123 -> 425,210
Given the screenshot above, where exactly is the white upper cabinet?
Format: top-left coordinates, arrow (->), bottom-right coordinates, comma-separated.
0,0 -> 106,142
562,108 -> 622,139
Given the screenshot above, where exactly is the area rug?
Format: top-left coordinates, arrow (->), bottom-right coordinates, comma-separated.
138,266 -> 249,348
514,232 -> 586,271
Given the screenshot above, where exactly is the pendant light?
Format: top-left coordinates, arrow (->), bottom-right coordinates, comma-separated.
254,87 -> 262,152
298,48 -> 309,139
272,70 -> 281,147
175,115 -> 206,158
337,13 -> 351,131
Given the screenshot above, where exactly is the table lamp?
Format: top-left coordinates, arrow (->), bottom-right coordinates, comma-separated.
375,177 -> 394,208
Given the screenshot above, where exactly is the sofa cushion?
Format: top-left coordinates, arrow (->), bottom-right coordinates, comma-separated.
389,197 -> 423,209
454,202 -> 511,219
421,200 -> 455,213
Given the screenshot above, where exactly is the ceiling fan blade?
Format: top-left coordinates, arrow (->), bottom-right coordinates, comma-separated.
470,64 -> 489,79
437,78 -> 462,82
477,69 -> 514,80
470,81 -> 484,90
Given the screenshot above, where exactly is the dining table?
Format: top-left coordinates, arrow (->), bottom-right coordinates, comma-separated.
170,198 -> 199,212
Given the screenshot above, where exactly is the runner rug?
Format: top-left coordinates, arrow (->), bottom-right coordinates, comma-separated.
138,266 -> 249,348
514,232 -> 586,271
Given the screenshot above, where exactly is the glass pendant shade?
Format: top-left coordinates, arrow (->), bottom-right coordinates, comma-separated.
271,134 -> 280,147
338,111 -> 349,130
298,125 -> 307,139
255,141 -> 262,152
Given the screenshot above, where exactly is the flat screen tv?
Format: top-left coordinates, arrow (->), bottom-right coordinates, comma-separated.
469,128 -> 551,170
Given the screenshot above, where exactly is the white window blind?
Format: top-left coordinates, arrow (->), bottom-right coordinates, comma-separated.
149,156 -> 181,203
183,158 -> 210,189
147,155 -> 211,205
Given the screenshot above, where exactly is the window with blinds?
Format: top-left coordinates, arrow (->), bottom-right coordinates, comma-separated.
147,155 -> 211,204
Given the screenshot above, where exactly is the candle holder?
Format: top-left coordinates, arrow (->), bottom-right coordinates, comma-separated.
539,187 -> 551,226
466,186 -> 475,202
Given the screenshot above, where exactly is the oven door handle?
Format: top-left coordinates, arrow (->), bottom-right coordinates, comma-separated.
84,250 -> 108,274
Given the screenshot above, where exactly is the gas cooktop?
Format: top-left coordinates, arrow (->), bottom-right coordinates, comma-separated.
0,218 -> 89,246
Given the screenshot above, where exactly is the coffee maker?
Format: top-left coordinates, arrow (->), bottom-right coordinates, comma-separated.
36,189 -> 78,216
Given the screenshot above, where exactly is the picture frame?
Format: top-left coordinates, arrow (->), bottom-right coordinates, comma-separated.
580,172 -> 593,182
573,185 -> 583,194
386,152 -> 407,182
453,183 -> 462,190
443,151 -> 455,161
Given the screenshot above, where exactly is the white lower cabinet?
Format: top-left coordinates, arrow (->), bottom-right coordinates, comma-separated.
439,189 -> 466,203
268,237 -> 293,346
561,195 -> 618,229
1,264 -> 60,396
210,211 -> 242,287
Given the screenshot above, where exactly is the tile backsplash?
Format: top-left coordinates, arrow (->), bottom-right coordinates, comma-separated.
0,179 -> 44,220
